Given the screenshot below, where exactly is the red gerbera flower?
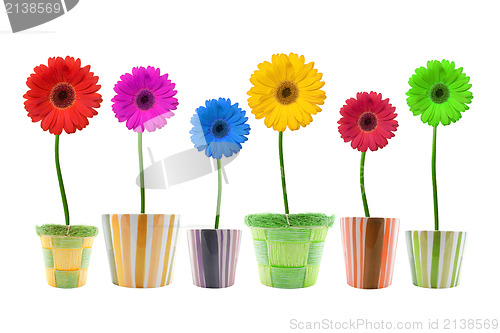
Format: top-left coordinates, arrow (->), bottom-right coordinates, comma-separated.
338,92 -> 398,152
24,56 -> 102,135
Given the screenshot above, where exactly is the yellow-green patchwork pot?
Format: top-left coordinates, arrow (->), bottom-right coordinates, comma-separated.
40,235 -> 95,288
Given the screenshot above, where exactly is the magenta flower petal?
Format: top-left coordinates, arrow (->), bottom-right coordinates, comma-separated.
112,66 -> 178,132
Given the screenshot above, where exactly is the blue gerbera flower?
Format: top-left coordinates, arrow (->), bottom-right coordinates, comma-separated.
190,98 -> 251,159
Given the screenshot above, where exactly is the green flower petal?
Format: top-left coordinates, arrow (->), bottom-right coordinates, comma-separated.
431,105 -> 442,127
410,74 -> 432,89
416,66 -> 434,86
448,96 -> 467,113
440,105 -> 451,126
443,101 -> 456,119
407,93 -> 428,104
445,66 -> 464,85
450,91 -> 473,104
453,83 -> 472,92
421,103 -> 434,123
411,96 -> 432,113
441,60 -> 455,81
406,60 -> 473,126
449,77 -> 470,90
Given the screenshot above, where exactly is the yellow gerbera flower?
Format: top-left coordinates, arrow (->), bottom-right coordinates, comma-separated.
247,53 -> 326,131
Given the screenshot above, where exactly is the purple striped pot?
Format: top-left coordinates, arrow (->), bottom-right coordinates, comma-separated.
187,229 -> 242,288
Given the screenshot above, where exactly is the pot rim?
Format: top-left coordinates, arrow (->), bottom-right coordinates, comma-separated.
102,213 -> 180,216
187,228 -> 242,232
406,229 -> 467,233
247,225 -> 329,230
39,234 -> 96,239
340,216 -> 400,220
245,213 -> 334,230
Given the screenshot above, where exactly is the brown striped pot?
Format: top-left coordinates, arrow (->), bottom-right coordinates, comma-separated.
40,234 -> 95,288
102,214 -> 181,288
340,217 -> 400,289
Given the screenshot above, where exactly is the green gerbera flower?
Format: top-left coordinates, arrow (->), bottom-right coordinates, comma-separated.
406,60 -> 473,126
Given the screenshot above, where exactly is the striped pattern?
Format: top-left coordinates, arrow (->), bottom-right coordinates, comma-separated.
249,226 -> 329,289
406,230 -> 467,288
40,235 -> 94,288
187,229 -> 242,288
102,214 -> 180,288
341,217 -> 400,289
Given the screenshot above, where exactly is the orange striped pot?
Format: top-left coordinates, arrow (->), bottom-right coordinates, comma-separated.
340,217 -> 400,289
102,214 -> 180,288
40,235 -> 95,288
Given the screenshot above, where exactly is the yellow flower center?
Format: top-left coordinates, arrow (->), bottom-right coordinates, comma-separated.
275,80 -> 298,105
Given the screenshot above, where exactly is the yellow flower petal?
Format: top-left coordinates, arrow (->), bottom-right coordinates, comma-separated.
293,61 -> 314,83
251,71 -> 276,88
274,104 -> 287,131
257,61 -> 280,85
247,53 -> 326,131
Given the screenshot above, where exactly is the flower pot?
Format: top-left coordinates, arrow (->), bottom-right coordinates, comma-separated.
102,214 -> 180,288
246,214 -> 333,289
340,217 -> 400,289
40,234 -> 95,288
187,229 -> 242,288
406,230 -> 467,289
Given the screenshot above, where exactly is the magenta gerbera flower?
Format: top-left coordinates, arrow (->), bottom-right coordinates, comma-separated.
338,92 -> 398,152
112,66 -> 178,133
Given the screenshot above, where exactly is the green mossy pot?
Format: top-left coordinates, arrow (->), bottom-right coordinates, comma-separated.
36,224 -> 98,289
245,213 -> 334,289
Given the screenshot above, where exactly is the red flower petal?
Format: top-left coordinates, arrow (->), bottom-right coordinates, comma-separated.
338,92 -> 398,151
24,57 -> 101,135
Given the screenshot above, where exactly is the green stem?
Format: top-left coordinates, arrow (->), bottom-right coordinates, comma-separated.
138,132 -> 145,214
214,159 -> 222,229
432,126 -> 439,231
55,135 -> 70,226
360,151 -> 370,217
279,131 -> 289,214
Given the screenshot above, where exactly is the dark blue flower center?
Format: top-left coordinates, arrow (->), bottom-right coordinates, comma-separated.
211,119 -> 230,138
358,112 -> 378,132
135,89 -> 156,110
50,83 -> 75,109
429,83 -> 450,104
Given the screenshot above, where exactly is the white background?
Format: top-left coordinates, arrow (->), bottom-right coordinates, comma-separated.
1,1 -> 499,332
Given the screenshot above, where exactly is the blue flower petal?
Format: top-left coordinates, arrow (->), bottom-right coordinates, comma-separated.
190,98 -> 251,159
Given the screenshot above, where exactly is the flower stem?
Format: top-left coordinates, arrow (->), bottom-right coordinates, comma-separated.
432,126 -> 439,231
138,132 -> 145,214
279,131 -> 289,215
214,159 -> 222,229
360,151 -> 370,217
55,135 -> 70,226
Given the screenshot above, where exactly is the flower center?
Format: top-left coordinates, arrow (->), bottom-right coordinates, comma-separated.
211,119 -> 230,139
429,83 -> 450,104
275,80 -> 298,105
50,83 -> 76,109
135,89 -> 156,110
358,112 -> 378,132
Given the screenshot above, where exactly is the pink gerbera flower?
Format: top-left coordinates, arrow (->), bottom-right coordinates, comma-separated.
338,92 -> 398,152
112,66 -> 178,133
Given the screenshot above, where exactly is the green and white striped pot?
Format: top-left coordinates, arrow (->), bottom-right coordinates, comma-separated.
249,225 -> 330,289
406,230 -> 467,289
